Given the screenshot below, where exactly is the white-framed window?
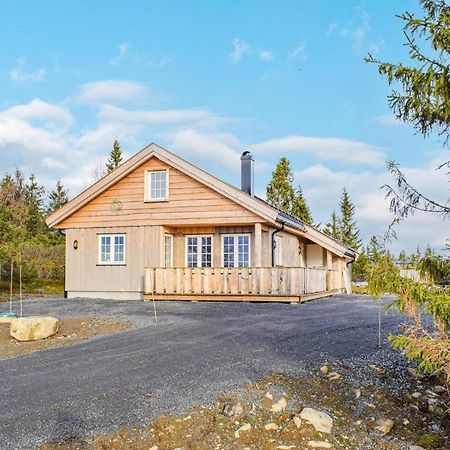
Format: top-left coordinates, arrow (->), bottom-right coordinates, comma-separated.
145,169 -> 168,202
273,235 -> 282,266
164,234 -> 173,268
186,235 -> 213,267
98,234 -> 126,265
222,234 -> 251,267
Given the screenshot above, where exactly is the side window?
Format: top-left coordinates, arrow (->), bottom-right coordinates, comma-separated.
98,234 -> 126,264
273,236 -> 282,266
164,234 -> 173,267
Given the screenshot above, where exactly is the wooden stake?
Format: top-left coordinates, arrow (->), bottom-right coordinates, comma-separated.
9,260 -> 13,314
152,295 -> 158,323
19,265 -> 23,318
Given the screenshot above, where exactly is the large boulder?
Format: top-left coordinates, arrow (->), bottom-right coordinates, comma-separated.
10,316 -> 60,342
300,407 -> 333,434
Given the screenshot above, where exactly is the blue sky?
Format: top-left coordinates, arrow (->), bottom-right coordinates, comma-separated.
0,0 -> 448,253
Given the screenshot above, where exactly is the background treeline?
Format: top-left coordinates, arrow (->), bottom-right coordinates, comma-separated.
0,170 -> 68,285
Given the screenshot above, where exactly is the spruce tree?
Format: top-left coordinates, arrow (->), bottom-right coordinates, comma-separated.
106,140 -> 123,173
323,211 -> 341,240
26,174 -> 46,236
291,185 -> 314,225
266,157 -> 295,213
339,187 -> 361,250
48,181 -> 69,214
266,158 -> 315,224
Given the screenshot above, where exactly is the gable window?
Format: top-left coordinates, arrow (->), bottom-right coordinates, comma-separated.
164,234 -> 173,267
98,234 -> 126,265
186,235 -> 212,267
145,170 -> 168,202
273,236 -> 282,266
222,234 -> 251,267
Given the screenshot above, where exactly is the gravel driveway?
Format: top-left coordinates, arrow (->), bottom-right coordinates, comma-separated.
0,295 -> 403,449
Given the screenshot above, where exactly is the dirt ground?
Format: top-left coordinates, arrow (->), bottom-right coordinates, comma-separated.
0,316 -> 130,359
39,362 -> 450,450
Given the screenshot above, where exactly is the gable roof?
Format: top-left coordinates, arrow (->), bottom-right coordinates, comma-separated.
47,142 -> 355,258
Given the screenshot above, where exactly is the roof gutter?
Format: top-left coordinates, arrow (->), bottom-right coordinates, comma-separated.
271,222 -> 285,266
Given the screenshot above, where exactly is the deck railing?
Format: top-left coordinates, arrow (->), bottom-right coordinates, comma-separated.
145,266 -> 341,298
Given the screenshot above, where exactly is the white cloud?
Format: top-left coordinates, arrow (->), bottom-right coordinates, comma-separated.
110,42 -> 130,66
97,104 -> 221,126
10,57 -> 46,82
230,38 -> 251,63
328,7 -> 382,54
77,80 -> 149,103
375,114 -> 402,126
42,157 -> 67,171
259,50 -> 274,61
288,41 -> 307,61
5,99 -> 72,126
252,135 -> 385,167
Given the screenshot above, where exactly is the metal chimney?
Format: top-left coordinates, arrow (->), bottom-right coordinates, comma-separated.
240,151 -> 254,196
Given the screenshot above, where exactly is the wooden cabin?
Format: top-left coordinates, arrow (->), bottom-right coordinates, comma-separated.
46,143 -> 356,302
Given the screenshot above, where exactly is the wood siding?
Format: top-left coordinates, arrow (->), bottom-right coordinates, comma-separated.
65,226 -> 162,295
58,157 -> 264,229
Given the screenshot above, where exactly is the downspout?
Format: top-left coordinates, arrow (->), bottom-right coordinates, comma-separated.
271,222 -> 285,266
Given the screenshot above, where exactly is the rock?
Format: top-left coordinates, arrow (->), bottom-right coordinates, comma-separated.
300,407 -> 333,434
319,365 -> 329,375
271,397 -> 287,412
307,441 -> 332,448
327,372 -> 341,381
10,316 -> 59,342
293,416 -> 301,428
368,364 -> 386,374
264,422 -> 278,431
276,446 -> 295,450
412,392 -> 422,399
354,388 -> 361,399
409,446 -> 426,450
403,418 -> 410,425
265,392 -> 273,400
0,316 -> 15,324
235,423 -> 251,437
433,385 -> 446,394
374,418 -> 394,435
407,367 -> 420,378
222,402 -> 243,417
149,447 -> 158,450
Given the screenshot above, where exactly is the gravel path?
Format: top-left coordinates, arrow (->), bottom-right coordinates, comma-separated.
0,295 -> 404,449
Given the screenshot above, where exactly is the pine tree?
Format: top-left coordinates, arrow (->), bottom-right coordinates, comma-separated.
323,211 -> 341,240
26,174 -> 46,236
266,157 -> 295,213
291,185 -> 314,225
366,235 -> 383,262
339,187 -> 361,250
48,181 -> 69,214
106,140 -> 123,173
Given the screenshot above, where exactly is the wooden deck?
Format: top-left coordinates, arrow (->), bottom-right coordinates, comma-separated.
144,267 -> 342,303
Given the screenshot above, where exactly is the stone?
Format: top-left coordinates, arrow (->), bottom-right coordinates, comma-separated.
10,316 -> 60,342
412,392 -> 422,399
433,385 -> 446,394
149,447 -> 158,450
271,397 -> 287,412
264,422 -> 278,431
235,423 -> 251,438
409,446 -> 426,450
276,446 -> 295,450
0,316 -> 15,324
319,365 -> 329,375
300,407 -> 333,434
354,388 -> 361,399
407,367 -> 420,378
265,392 -> 273,400
307,441 -> 332,448
293,416 -> 301,428
403,418 -> 410,425
374,418 -> 394,435
222,402 -> 243,417
368,364 -> 386,374
327,372 -> 341,381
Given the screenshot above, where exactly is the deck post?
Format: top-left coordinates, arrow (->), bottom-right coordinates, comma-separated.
326,250 -> 333,291
254,223 -> 262,267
